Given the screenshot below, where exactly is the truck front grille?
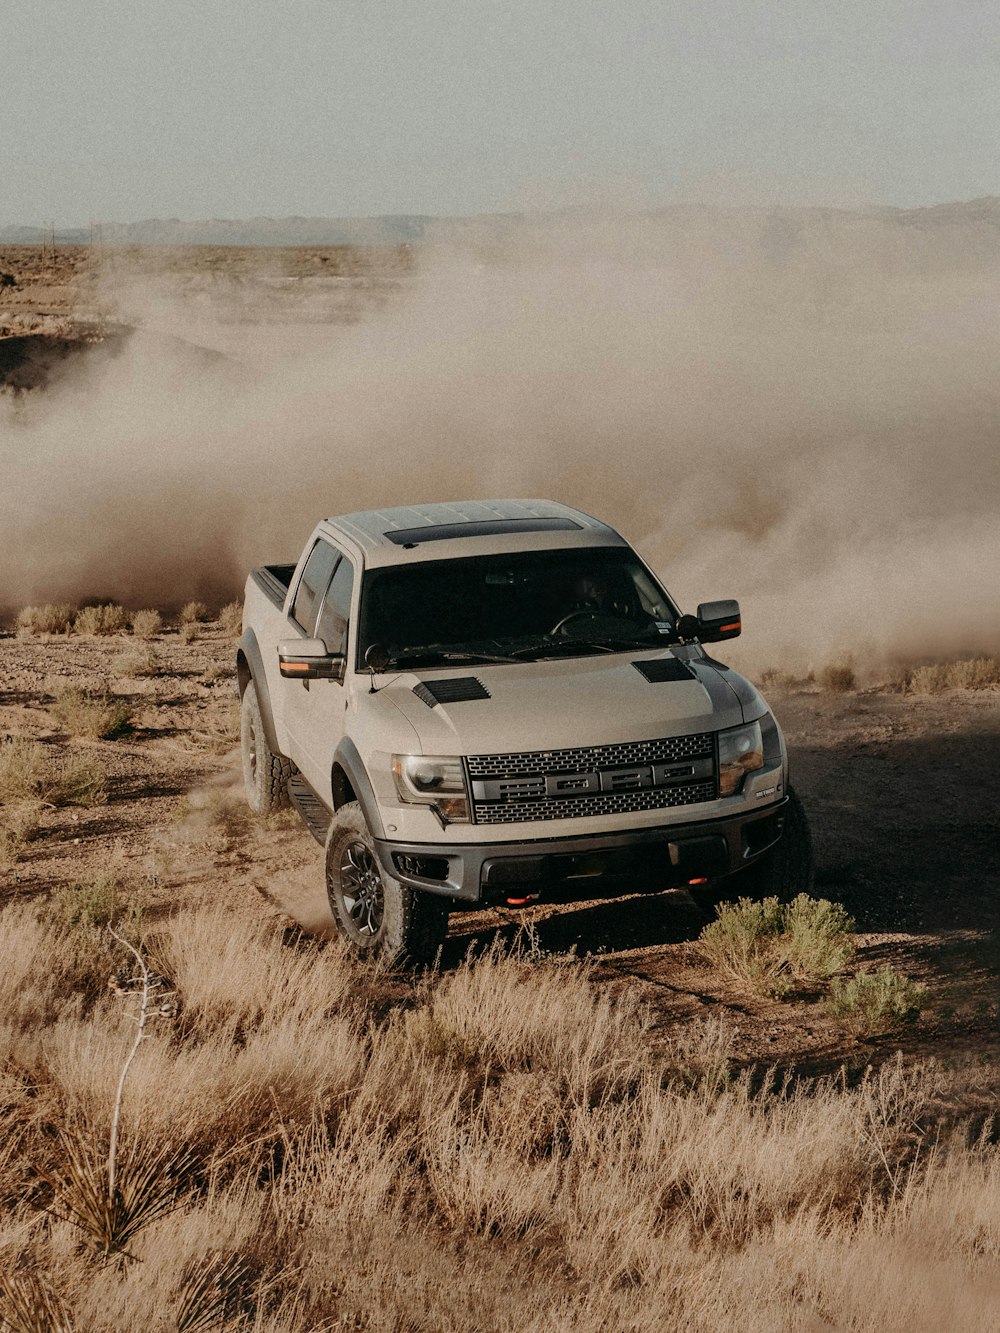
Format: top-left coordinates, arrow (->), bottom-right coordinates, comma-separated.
467,733 -> 717,825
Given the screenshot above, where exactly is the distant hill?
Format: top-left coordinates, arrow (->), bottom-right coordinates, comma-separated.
3,198 -> 1000,255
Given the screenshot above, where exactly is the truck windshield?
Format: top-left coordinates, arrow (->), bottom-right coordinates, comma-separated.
357,547 -> 679,668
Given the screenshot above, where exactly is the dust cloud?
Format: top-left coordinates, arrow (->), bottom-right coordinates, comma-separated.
2,208 -> 999,674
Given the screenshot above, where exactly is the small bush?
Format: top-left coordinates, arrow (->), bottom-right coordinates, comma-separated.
948,657 -> 1000,688
829,966 -> 924,1036
74,603 -> 128,636
758,668 -> 799,691
179,622 -> 200,644
49,687 -> 133,740
0,735 -> 46,803
819,657 -> 856,693
112,645 -> 161,678
53,872 -> 145,930
219,601 -> 244,636
700,894 -> 856,998
201,661 -> 233,684
130,608 -> 163,640
16,604 -> 74,635
47,753 -> 108,807
907,658 -> 1000,694
179,600 -> 209,626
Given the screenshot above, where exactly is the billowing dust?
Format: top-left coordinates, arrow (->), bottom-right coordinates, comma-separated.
3,211 -> 999,674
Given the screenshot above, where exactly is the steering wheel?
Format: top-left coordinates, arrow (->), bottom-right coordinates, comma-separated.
548,609 -> 606,637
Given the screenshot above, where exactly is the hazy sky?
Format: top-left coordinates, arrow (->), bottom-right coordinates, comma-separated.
5,0 -> 1000,223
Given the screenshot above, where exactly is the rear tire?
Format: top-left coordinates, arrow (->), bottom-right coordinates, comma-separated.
691,786 -> 814,913
240,680 -> 294,813
325,802 -> 449,966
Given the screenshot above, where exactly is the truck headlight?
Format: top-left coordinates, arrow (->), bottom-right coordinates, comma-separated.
391,755 -> 470,824
718,721 -> 765,795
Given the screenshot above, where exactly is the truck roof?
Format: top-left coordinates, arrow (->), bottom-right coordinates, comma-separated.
324,499 -> 627,568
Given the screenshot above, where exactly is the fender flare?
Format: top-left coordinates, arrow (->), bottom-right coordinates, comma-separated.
333,737 -> 385,840
235,629 -> 283,757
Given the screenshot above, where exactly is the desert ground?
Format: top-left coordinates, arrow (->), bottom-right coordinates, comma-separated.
1,245 -> 998,1330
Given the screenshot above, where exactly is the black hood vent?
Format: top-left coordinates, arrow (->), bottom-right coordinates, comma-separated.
633,658 -> 695,683
413,677 -> 491,708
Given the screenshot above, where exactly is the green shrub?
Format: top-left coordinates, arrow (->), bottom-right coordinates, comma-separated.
74,603 -> 128,636
699,894 -> 856,998
16,604 -> 74,635
828,967 -> 924,1036
130,608 -> 163,640
49,687 -> 133,740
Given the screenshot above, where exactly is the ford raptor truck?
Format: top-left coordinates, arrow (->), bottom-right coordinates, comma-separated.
237,500 -> 812,963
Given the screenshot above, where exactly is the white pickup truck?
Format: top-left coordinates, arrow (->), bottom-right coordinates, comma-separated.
237,499 -> 811,963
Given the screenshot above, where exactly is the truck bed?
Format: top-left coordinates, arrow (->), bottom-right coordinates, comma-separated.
248,563 -> 296,611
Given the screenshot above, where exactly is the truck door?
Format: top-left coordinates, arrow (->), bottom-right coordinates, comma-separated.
282,545 -> 355,801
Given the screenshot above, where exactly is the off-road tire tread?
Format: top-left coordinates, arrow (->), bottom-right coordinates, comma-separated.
325,802 -> 449,966
241,681 -> 294,813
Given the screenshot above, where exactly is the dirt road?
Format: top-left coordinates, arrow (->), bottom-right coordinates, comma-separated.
3,624 -> 996,1075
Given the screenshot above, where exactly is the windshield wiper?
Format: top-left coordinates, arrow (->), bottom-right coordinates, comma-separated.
388,646 -> 521,668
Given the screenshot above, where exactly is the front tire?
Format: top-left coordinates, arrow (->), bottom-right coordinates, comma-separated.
692,786 -> 815,912
240,680 -> 294,814
324,802 -> 449,966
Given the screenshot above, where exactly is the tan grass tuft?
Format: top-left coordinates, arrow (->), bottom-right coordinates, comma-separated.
73,603 -> 128,636
0,736 -> 46,803
49,687 -> 133,740
15,604 -> 74,636
218,601 -> 244,636
111,645 -> 161,679
129,608 -> 162,640
179,601 -> 210,626
818,656 -> 856,693
46,753 -> 108,807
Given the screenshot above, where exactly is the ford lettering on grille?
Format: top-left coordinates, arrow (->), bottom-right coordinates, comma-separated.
467,736 -> 717,824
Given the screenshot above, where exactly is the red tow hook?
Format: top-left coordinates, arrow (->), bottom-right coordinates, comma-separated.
505,893 -> 540,907
688,877 -> 708,886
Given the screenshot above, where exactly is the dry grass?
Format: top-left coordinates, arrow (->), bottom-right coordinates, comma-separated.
818,656 -> 857,693
111,644 -> 161,678
0,800 -> 42,872
1,896 -> 997,1330
179,601 -> 210,626
46,753 -> 108,807
218,601 -> 244,636
15,603 -> 74,635
129,609 -> 162,640
74,603 -> 128,636
48,686 -> 133,740
0,735 -> 46,803
905,657 -> 1000,694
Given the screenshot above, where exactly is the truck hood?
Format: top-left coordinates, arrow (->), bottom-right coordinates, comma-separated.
376,651 -> 757,755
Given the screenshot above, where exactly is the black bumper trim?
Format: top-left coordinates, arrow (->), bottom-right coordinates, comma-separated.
373,797 -> 787,903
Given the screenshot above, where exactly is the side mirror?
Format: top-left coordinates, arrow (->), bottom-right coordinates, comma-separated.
278,638 -> 345,679
694,599 -> 742,642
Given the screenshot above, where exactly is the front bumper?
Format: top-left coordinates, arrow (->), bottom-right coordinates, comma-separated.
373,796 -> 788,904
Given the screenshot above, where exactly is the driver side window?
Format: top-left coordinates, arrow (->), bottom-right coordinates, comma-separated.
316,555 -> 355,656
290,540 -> 340,635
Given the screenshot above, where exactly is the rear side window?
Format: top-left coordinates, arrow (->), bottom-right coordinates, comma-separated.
290,540 -> 340,634
316,555 -> 355,655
